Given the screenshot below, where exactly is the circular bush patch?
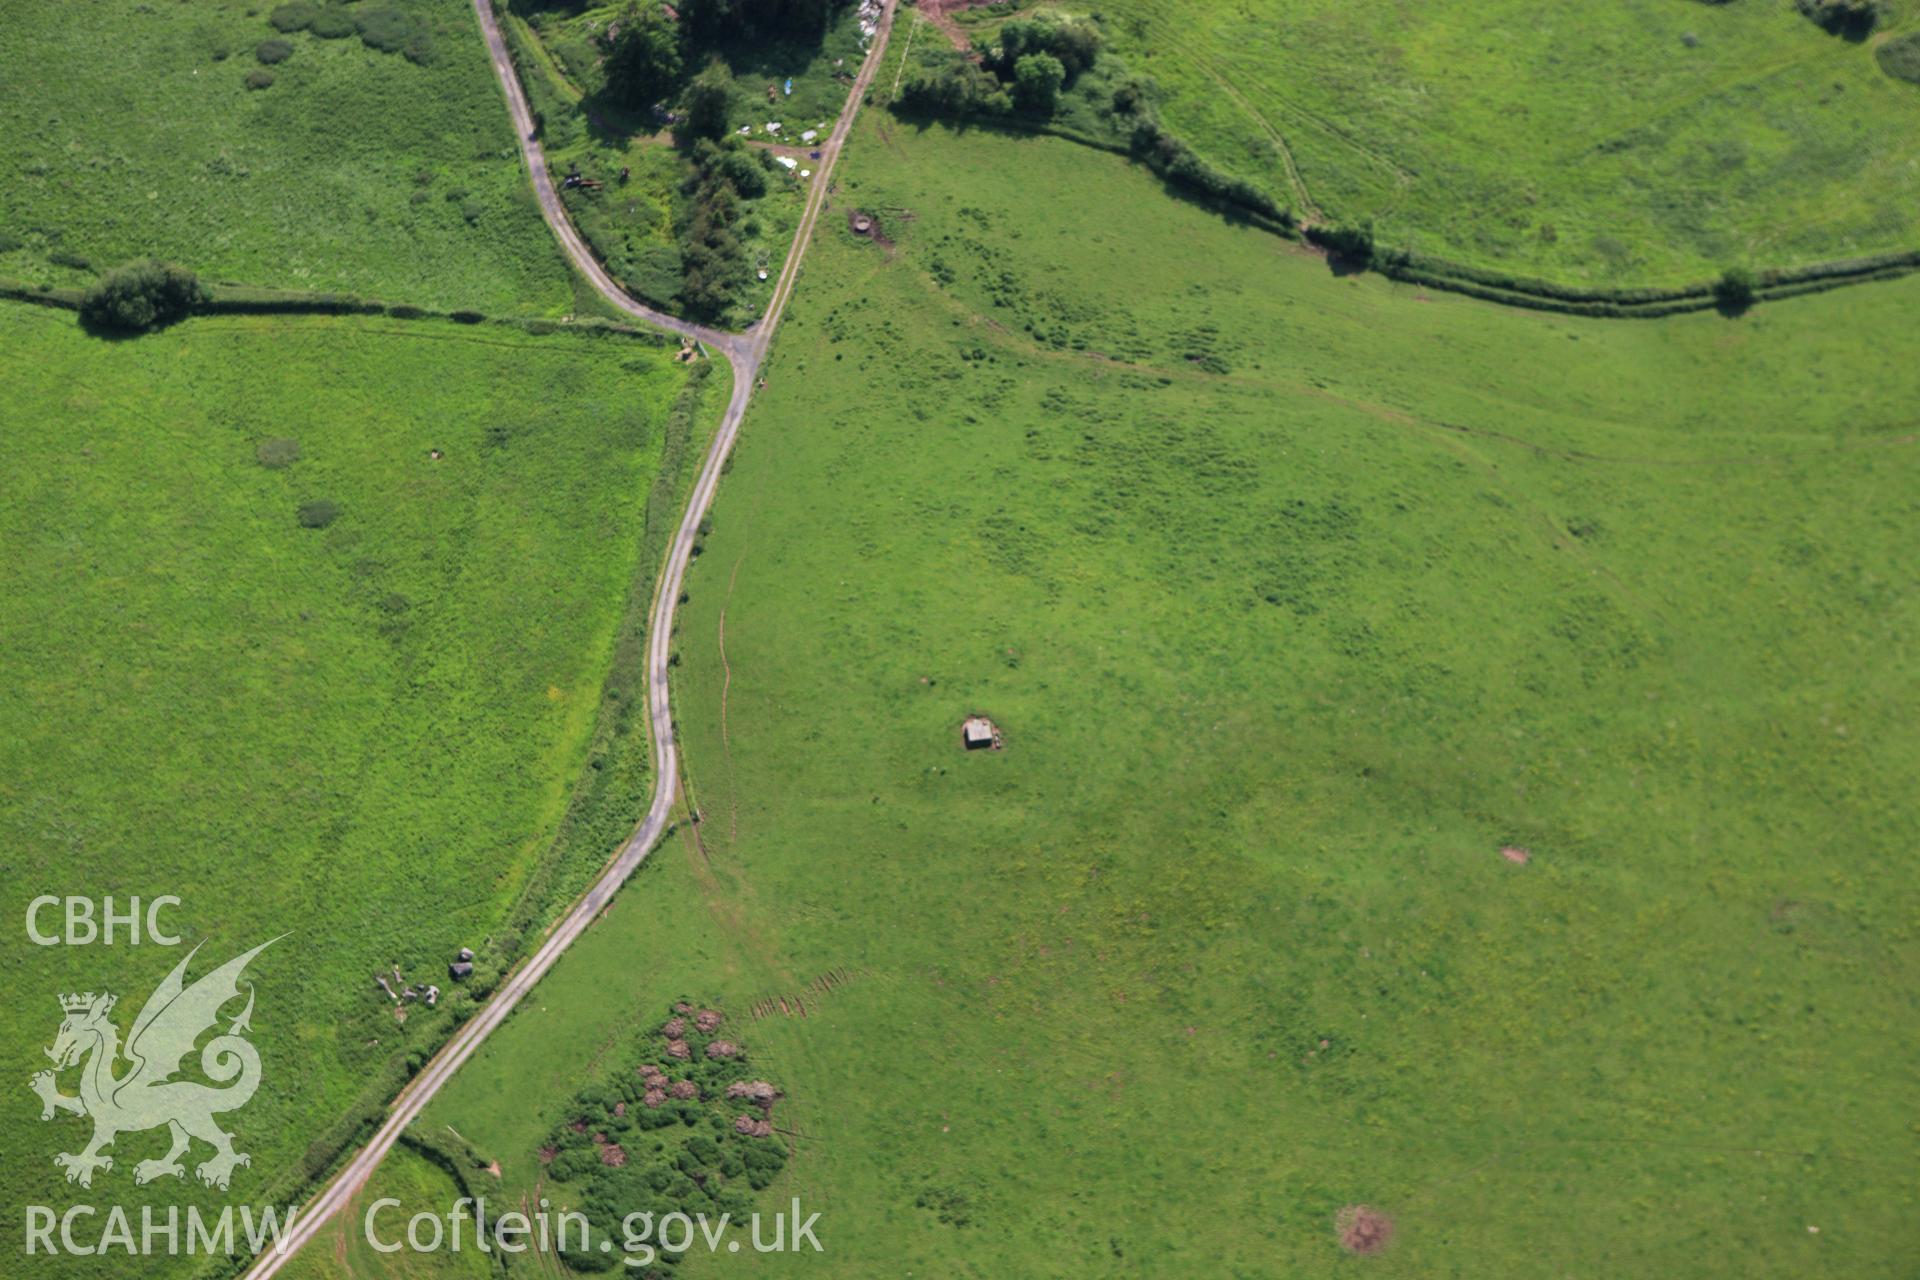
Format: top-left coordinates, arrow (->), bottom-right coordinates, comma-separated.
309,10 -> 357,38
256,438 -> 301,469
268,2 -> 318,32
256,38 -> 294,64
1878,32 -> 1920,84
356,7 -> 415,53
245,68 -> 277,90
297,499 -> 339,529
347,6 -> 441,64
78,260 -> 206,333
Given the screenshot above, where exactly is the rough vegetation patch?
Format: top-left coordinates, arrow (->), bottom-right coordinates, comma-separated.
256,437 -> 302,469
1878,31 -> 1920,84
541,1001 -> 788,1268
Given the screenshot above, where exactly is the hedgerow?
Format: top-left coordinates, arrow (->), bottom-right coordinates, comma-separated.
1370,246 -> 1920,317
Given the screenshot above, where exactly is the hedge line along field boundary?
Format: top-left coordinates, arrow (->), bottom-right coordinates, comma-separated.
882,110 -> 1918,317
0,276 -> 679,343
1362,245 -> 1920,317
11,213 -> 1916,330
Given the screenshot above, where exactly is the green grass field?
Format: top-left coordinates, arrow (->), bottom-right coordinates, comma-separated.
275,1146 -> 494,1280
0,0 -> 579,313
1002,0 -> 1920,285
373,118 -> 1920,1276
6,0 -> 1917,1274
0,305 -> 698,1276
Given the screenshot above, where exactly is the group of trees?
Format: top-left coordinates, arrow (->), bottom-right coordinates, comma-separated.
602,5 -> 682,106
675,0 -> 841,42
676,160 -> 752,317
671,62 -> 783,318
981,16 -> 1101,80
898,14 -> 1102,118
602,0 -> 844,109
79,261 -> 208,332
681,57 -> 736,139
980,17 -> 1101,113
562,26 -> 772,320
899,58 -> 1012,115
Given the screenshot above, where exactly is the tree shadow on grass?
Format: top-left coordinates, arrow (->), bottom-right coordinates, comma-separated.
701,26 -> 840,94
575,88 -> 663,148
506,0 -> 591,17
76,311 -> 190,343
76,321 -> 146,343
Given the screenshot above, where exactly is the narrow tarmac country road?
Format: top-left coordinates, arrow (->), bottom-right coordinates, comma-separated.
242,2 -> 898,1272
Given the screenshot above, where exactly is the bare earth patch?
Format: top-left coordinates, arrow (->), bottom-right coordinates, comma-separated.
727,1080 -> 779,1103
1336,1204 -> 1395,1254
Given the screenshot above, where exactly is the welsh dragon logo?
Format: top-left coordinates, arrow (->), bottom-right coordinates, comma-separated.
30,939 -> 278,1191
